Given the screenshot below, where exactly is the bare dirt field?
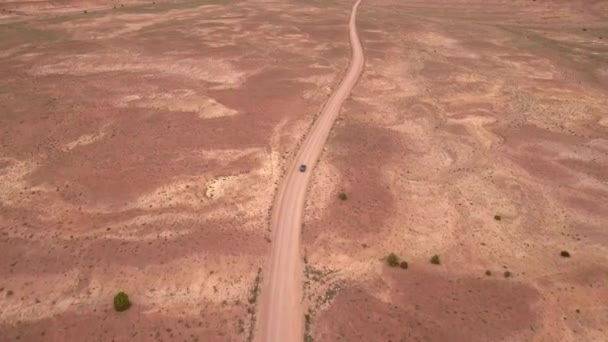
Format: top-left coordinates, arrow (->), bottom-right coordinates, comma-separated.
2,0 -> 608,341
0,0 -> 352,340
302,0 -> 608,341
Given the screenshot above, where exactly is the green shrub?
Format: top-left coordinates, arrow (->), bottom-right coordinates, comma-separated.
113,292 -> 131,312
400,261 -> 409,269
560,250 -> 571,258
386,253 -> 399,267
485,270 -> 492,276
430,254 -> 440,265
494,215 -> 502,221
338,192 -> 347,201
503,271 -> 512,278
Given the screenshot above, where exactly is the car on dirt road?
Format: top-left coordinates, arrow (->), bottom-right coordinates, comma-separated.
299,164 -> 307,172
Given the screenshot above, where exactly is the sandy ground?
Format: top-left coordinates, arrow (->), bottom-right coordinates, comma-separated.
302,1 -> 608,341
2,0 -> 608,341
0,0 -> 351,341
256,0 -> 363,340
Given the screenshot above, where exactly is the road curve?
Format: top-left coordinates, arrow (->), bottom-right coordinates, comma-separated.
256,0 -> 365,341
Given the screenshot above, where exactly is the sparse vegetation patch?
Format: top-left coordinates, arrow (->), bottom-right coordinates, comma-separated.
386,253 -> 399,267
338,192 -> 347,201
304,311 -> 313,342
430,254 -> 440,265
113,292 -> 131,312
246,267 -> 262,342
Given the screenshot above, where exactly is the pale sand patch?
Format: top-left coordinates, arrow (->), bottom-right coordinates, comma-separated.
361,76 -> 399,92
104,223 -> 194,242
447,114 -> 502,149
388,121 -> 455,170
300,73 -> 335,100
125,145 -> 279,228
136,175 -> 208,210
0,158 -> 40,205
0,158 -> 97,224
498,54 -> 559,80
307,248 -> 378,283
414,30 -> 480,58
202,150 -> 280,223
105,255 -> 259,309
204,174 -> 250,200
360,58 -> 420,103
0,269 -> 81,322
0,45 -> 32,59
116,90 -> 239,118
203,119 -> 288,222
62,125 -> 108,151
305,161 -> 341,218
443,81 -> 503,103
381,177 -> 461,257
416,31 -> 459,47
198,98 -> 239,119
0,255 -> 259,323
510,90 -> 601,131
51,5 -> 241,40
31,54 -> 245,84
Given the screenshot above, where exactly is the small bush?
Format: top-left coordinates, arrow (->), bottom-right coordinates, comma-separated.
494,215 -> 502,221
386,253 -> 399,267
400,261 -> 409,269
338,192 -> 347,201
560,250 -> 571,258
503,271 -> 512,278
113,292 -> 131,312
430,254 -> 440,265
485,270 -> 492,276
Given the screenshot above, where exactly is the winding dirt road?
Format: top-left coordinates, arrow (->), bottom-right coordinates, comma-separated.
256,0 -> 365,341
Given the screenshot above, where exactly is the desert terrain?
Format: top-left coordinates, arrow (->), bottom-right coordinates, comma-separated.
0,0 -> 351,340
302,0 -> 608,341
1,0 -> 608,341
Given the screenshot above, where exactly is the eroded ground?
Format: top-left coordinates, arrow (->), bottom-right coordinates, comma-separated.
2,0 -> 608,341
0,0 -> 351,340
303,1 -> 608,341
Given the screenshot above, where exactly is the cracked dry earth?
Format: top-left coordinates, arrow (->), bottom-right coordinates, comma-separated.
0,0 -> 352,341
302,1 -> 608,341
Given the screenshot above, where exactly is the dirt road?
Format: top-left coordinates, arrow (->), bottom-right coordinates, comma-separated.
256,0 -> 365,341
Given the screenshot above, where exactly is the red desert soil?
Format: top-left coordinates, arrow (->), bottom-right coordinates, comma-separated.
1,0 -> 608,341
302,0 -> 608,341
255,0 -> 364,341
0,0 -> 353,341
